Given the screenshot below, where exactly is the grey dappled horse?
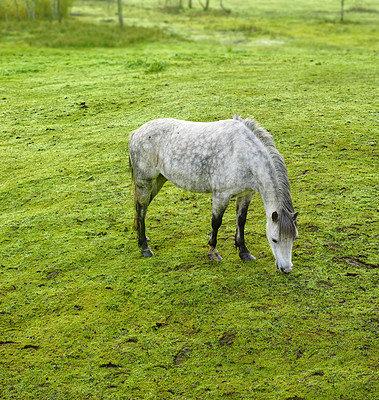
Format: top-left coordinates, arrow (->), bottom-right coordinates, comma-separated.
129,116 -> 298,273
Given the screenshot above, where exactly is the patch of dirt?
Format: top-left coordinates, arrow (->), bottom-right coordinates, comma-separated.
22,344 -> 40,350
173,346 -> 192,366
343,257 -> 378,269
302,223 -> 319,232
100,362 -> 122,368
124,337 -> 138,343
311,370 -> 325,376
173,262 -> 196,271
219,330 -> 236,346
328,242 -> 342,249
152,321 -> 167,330
46,269 -> 62,279
317,279 -> 333,288
345,272 -> 359,277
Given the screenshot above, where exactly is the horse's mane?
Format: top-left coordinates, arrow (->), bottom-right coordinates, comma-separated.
233,115 -> 297,239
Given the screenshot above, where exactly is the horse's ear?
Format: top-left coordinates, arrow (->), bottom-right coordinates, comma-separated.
272,211 -> 279,223
293,212 -> 299,221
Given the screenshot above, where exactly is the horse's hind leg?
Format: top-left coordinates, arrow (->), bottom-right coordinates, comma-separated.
150,174 -> 167,203
134,179 -> 154,257
135,201 -> 153,257
235,193 -> 256,261
134,174 -> 167,257
208,193 -> 230,261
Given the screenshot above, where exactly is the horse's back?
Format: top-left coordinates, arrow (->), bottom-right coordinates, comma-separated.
130,117 -> 253,150
129,118 -> 263,193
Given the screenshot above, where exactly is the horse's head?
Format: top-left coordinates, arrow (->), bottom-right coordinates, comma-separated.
266,210 -> 298,273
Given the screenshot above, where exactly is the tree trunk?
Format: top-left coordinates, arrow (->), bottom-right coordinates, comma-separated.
25,0 -> 32,19
199,0 -> 210,11
57,0 -> 62,23
117,0 -> 124,28
340,0 -> 344,22
25,0 -> 36,19
220,1 -> 230,13
51,0 -> 57,20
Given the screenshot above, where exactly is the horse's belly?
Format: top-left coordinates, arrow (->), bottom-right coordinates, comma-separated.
161,167 -> 213,193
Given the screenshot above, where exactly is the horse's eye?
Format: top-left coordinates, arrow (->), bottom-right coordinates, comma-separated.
272,238 -> 278,244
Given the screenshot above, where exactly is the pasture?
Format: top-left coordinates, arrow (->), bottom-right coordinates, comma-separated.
0,0 -> 378,398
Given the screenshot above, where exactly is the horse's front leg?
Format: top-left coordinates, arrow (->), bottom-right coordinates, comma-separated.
208,193 -> 230,261
235,193 -> 256,261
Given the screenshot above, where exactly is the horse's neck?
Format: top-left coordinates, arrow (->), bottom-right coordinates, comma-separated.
256,171 -> 281,220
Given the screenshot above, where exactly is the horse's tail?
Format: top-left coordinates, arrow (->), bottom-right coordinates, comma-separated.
129,154 -> 134,181
129,154 -> 138,231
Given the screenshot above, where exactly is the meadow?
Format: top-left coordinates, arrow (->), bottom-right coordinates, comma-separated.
0,0 -> 378,399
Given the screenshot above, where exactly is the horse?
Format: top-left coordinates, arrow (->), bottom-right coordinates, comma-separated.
129,115 -> 298,273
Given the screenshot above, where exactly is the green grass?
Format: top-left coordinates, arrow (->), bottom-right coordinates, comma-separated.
0,20 -> 166,47
0,1 -> 378,399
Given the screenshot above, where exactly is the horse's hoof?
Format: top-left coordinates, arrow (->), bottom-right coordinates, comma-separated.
142,247 -> 154,257
239,252 -> 256,261
208,252 -> 223,261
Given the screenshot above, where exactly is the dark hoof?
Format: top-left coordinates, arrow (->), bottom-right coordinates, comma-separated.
142,247 -> 154,257
239,252 -> 256,261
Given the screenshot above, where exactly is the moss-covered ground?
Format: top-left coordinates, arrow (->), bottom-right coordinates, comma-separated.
0,1 -> 378,399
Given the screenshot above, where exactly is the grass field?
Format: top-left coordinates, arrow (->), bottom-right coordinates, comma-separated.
0,1 -> 378,399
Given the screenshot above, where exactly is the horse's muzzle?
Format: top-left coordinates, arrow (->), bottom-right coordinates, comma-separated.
277,263 -> 293,274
